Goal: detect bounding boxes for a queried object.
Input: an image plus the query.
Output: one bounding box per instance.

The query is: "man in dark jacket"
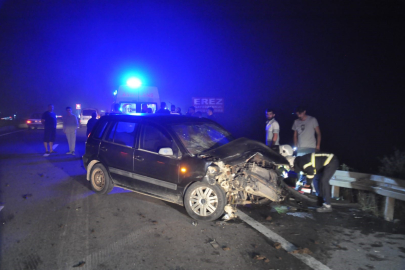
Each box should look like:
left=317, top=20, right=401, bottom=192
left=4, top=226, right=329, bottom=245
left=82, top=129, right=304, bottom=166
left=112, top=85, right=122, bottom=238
left=293, top=153, right=339, bottom=213
left=41, top=104, right=57, bottom=154
left=86, top=112, right=98, bottom=137
left=156, top=102, right=171, bottom=114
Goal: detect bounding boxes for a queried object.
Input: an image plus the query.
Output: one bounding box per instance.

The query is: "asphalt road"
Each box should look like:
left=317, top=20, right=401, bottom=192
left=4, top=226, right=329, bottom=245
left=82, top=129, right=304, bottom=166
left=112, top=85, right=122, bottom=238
left=0, top=128, right=404, bottom=270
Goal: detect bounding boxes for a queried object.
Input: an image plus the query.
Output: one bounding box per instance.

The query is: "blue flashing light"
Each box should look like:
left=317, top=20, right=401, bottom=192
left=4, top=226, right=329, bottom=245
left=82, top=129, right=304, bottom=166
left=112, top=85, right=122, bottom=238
left=126, top=77, right=142, bottom=88
left=113, top=90, right=118, bottom=95
left=119, top=107, right=123, bottom=112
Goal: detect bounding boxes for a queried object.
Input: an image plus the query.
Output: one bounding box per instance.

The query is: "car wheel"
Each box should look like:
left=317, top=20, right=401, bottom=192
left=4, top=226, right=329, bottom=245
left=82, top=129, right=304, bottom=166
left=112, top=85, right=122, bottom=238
left=90, top=163, right=114, bottom=194
left=184, top=182, right=226, bottom=221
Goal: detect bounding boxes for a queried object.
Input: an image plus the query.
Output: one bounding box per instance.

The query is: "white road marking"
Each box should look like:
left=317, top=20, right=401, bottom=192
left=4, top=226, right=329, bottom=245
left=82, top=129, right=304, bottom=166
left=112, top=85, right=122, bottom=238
left=43, top=144, right=59, bottom=156
left=0, top=206, right=4, bottom=212
left=0, top=130, right=24, bottom=137
left=238, top=210, right=331, bottom=270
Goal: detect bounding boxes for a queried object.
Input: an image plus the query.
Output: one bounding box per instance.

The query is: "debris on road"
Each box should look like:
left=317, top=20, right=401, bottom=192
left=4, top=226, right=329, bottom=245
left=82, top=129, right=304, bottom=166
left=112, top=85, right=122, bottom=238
left=264, top=258, right=270, bottom=263
left=210, top=239, right=220, bottom=249
left=270, top=203, right=298, bottom=214
left=253, top=255, right=267, bottom=260
left=22, top=194, right=32, bottom=199
left=192, top=221, right=198, bottom=226
left=274, top=242, right=282, bottom=249
left=215, top=221, right=229, bottom=226
left=254, top=255, right=265, bottom=260
left=152, top=220, right=158, bottom=224
left=73, top=261, right=85, bottom=267
left=286, top=212, right=315, bottom=220
left=265, top=216, right=272, bottom=221
left=290, top=247, right=312, bottom=254
left=222, top=246, right=231, bottom=251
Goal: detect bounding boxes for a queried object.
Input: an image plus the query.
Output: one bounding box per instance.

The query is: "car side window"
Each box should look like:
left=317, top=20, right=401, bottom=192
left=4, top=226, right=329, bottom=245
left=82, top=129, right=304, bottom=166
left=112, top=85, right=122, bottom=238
left=92, top=120, right=108, bottom=139
left=140, top=124, right=179, bottom=157
left=106, top=121, right=137, bottom=147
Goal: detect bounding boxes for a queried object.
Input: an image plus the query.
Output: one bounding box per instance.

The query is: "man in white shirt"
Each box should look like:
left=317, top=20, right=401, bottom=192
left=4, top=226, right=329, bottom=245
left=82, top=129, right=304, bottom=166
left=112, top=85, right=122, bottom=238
left=265, top=109, right=280, bottom=150
left=292, top=106, right=321, bottom=155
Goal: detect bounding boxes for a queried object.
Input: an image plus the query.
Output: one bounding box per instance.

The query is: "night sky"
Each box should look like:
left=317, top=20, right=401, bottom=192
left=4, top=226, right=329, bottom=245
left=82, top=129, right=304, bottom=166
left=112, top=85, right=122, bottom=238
left=0, top=1, right=404, bottom=173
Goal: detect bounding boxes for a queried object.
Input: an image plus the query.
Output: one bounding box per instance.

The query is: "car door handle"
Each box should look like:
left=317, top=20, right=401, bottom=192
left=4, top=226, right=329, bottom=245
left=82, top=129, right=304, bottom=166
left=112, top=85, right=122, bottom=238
left=135, top=156, right=144, bottom=161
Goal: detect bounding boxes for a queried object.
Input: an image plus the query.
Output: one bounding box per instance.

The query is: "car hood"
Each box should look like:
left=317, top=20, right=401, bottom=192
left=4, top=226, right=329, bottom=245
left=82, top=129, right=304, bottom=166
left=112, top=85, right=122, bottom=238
left=203, top=137, right=289, bottom=166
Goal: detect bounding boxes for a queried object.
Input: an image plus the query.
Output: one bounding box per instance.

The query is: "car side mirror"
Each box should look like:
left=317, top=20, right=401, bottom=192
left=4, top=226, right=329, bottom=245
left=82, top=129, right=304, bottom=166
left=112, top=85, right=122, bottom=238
left=158, top=147, right=173, bottom=156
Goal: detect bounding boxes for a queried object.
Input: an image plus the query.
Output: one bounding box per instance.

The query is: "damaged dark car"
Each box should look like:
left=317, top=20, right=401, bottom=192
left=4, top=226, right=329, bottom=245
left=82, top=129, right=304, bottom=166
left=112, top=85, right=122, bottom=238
left=83, top=114, right=290, bottom=221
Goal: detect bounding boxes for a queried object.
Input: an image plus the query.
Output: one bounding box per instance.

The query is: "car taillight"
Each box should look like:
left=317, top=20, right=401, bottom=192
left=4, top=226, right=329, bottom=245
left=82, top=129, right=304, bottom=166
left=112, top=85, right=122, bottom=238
left=27, top=120, right=32, bottom=124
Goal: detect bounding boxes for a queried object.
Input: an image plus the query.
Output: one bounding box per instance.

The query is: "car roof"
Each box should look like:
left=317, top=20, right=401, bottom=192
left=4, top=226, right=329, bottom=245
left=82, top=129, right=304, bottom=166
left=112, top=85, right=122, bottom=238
left=101, top=114, right=214, bottom=125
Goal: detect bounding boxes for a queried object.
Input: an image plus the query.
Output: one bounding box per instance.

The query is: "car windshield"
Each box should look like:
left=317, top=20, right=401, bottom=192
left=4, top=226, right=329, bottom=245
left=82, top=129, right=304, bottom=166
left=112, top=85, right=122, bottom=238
left=171, top=122, right=233, bottom=155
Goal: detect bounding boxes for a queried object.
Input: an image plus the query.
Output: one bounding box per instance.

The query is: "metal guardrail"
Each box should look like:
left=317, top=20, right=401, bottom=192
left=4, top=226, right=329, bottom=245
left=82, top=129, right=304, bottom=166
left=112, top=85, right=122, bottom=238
left=330, top=170, right=405, bottom=221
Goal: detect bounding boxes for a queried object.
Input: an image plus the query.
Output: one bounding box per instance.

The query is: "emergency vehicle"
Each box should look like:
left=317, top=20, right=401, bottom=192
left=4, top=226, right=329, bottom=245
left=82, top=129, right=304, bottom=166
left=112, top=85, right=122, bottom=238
left=112, top=85, right=160, bottom=114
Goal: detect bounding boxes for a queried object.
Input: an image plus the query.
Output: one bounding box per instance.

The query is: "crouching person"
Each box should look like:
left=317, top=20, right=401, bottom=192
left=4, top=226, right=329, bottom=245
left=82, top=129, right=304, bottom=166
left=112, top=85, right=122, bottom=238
left=292, top=153, right=338, bottom=213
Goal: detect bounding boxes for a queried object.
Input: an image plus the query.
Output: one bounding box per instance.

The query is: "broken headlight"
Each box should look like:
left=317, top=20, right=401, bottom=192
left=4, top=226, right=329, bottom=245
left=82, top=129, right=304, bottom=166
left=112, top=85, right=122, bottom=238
left=206, top=164, right=221, bottom=185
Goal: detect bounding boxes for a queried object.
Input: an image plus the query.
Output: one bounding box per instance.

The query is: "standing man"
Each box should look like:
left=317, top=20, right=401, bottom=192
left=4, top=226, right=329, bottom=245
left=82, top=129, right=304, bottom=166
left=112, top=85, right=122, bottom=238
left=292, top=106, right=321, bottom=190
left=206, top=107, right=216, bottom=121
left=292, top=106, right=321, bottom=155
left=86, top=112, right=98, bottom=137
left=186, top=106, right=196, bottom=116
left=41, top=104, right=57, bottom=154
left=156, top=102, right=171, bottom=114
left=141, top=104, right=148, bottom=113
left=63, top=107, right=79, bottom=155
left=170, top=104, right=179, bottom=115
left=265, top=109, right=280, bottom=151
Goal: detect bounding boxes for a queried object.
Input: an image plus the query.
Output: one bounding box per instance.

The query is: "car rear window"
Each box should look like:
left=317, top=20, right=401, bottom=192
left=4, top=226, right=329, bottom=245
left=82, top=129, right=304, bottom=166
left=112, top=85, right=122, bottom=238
left=83, top=110, right=96, bottom=116
left=106, top=121, right=137, bottom=147
left=92, top=120, right=108, bottom=139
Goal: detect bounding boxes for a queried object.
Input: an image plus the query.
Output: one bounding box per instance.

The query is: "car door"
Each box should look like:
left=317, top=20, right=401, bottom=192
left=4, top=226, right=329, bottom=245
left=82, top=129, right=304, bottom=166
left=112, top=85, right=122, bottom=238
left=99, top=121, right=138, bottom=187
left=131, top=123, right=182, bottom=202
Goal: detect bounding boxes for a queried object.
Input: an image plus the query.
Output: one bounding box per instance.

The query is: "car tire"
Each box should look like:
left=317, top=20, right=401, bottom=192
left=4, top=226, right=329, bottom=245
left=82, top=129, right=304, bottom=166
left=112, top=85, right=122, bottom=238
left=90, top=163, right=114, bottom=194
left=184, top=182, right=226, bottom=221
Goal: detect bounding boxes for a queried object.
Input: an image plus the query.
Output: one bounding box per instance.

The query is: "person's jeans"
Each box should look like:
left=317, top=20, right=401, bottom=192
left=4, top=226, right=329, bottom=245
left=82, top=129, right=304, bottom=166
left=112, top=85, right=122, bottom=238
left=66, top=131, right=76, bottom=152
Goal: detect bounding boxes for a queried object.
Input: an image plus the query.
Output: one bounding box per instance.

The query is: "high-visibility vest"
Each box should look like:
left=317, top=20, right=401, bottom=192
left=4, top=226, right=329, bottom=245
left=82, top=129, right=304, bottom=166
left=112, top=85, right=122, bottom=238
left=302, top=153, right=334, bottom=179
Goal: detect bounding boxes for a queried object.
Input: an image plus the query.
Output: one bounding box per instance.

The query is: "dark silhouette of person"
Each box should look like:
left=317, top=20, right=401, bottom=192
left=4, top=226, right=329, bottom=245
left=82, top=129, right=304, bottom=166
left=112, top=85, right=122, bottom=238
left=86, top=112, right=98, bottom=137
left=156, top=102, right=171, bottom=114
left=206, top=107, right=216, bottom=121
left=186, top=106, right=196, bottom=116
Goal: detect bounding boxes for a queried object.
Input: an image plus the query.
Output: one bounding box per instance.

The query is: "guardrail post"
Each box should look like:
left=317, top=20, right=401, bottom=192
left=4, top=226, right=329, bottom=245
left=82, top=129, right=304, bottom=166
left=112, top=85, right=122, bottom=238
left=331, top=186, right=340, bottom=198
left=384, top=197, right=395, bottom=221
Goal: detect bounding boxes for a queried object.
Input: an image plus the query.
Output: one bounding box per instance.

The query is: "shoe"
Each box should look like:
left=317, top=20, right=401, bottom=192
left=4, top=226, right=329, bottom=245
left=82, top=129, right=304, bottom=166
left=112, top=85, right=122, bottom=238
left=316, top=204, right=332, bottom=213
left=71, top=151, right=75, bottom=155
left=66, top=151, right=72, bottom=154
left=50, top=151, right=57, bottom=154
left=45, top=151, right=50, bottom=154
